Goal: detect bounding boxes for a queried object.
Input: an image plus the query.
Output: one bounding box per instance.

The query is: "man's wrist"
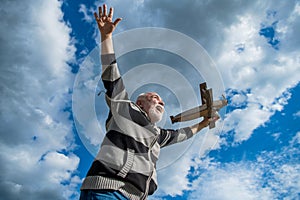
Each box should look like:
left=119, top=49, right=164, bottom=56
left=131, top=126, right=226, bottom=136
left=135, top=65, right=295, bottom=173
left=197, top=122, right=205, bottom=130
left=101, top=34, right=112, bottom=42
left=101, top=34, right=114, bottom=54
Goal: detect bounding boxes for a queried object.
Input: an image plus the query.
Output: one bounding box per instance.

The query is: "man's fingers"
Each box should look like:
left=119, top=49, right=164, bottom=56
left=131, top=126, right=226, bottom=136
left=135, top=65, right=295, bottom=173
left=99, top=6, right=102, bottom=16
left=208, top=115, right=220, bottom=123
left=103, top=4, right=107, bottom=16
left=94, top=12, right=99, bottom=20
left=113, top=18, right=122, bottom=26
left=94, top=12, right=103, bottom=25
left=108, top=7, right=113, bottom=18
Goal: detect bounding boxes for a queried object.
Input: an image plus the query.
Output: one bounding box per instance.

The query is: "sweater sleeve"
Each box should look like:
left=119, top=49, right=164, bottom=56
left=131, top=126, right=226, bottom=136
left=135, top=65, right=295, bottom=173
left=101, top=53, right=129, bottom=101
left=158, top=127, right=194, bottom=148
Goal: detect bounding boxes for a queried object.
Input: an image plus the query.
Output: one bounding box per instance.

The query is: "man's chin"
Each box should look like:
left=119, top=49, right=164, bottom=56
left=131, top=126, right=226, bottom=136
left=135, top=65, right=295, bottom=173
left=148, top=106, right=164, bottom=123
left=149, top=114, right=163, bottom=123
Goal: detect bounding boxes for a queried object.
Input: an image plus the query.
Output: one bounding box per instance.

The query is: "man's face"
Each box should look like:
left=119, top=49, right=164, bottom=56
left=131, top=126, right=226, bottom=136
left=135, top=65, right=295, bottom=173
left=138, top=92, right=165, bottom=123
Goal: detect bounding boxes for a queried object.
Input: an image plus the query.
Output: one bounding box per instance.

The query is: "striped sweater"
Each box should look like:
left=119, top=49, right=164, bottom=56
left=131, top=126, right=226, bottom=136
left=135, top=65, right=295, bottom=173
left=80, top=53, right=194, bottom=200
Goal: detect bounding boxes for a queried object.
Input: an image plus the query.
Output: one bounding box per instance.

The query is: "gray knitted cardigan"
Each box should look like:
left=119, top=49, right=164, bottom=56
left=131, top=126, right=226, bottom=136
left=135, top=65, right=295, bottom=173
left=80, top=53, right=193, bottom=200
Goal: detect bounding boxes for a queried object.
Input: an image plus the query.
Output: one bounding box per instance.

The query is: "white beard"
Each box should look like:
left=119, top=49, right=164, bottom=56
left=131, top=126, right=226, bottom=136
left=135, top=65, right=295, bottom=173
left=148, top=104, right=164, bottom=123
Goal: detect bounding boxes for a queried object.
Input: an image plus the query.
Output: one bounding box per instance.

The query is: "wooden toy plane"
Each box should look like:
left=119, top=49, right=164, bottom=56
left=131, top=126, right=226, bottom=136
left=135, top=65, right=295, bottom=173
left=170, top=82, right=227, bottom=129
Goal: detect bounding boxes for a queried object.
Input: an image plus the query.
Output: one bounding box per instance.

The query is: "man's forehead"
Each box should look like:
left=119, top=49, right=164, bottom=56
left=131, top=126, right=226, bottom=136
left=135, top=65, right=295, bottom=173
left=146, top=92, right=162, bottom=99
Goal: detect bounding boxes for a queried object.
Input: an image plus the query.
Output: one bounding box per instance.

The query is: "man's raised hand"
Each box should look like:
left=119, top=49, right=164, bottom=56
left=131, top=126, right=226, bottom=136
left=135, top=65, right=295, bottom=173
left=94, top=4, right=122, bottom=41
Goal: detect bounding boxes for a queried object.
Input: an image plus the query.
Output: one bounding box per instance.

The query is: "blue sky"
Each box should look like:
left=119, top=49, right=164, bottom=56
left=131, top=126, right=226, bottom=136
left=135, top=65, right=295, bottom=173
left=1, top=0, right=300, bottom=199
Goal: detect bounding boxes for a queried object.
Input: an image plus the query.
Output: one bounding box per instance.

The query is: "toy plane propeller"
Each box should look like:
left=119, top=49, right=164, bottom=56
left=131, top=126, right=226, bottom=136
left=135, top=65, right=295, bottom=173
left=170, top=82, right=227, bottom=129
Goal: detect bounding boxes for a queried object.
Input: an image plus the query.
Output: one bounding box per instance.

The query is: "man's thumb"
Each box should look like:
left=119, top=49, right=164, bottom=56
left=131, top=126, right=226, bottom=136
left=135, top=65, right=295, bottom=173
left=114, top=18, right=122, bottom=26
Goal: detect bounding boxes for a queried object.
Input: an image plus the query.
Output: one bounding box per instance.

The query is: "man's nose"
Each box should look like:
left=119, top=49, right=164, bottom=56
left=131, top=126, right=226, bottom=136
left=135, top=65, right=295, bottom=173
left=159, top=100, right=165, bottom=107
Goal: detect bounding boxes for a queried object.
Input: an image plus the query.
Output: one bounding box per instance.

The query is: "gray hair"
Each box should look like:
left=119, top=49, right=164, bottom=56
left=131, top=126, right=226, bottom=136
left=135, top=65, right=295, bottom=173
left=136, top=93, right=147, bottom=103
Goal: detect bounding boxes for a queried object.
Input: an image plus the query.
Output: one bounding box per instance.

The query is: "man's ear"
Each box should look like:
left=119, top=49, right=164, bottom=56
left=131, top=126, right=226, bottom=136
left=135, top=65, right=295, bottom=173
left=136, top=100, right=143, bottom=108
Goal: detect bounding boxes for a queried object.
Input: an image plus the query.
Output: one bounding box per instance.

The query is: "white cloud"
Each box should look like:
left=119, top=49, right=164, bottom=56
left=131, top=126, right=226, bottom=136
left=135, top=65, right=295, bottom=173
left=290, top=132, right=300, bottom=145
left=189, top=163, right=273, bottom=200
left=0, top=0, right=79, bottom=199
left=271, top=132, right=281, bottom=141
left=223, top=104, right=272, bottom=142
left=293, top=110, right=300, bottom=118
left=230, top=93, right=248, bottom=107
left=192, top=164, right=271, bottom=199
left=79, top=4, right=94, bottom=23
left=155, top=154, right=193, bottom=197
left=216, top=1, right=300, bottom=143
left=186, top=132, right=300, bottom=200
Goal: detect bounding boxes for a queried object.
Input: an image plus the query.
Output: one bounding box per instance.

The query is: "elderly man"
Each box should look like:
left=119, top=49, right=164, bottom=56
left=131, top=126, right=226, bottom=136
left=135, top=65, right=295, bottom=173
left=80, top=5, right=218, bottom=200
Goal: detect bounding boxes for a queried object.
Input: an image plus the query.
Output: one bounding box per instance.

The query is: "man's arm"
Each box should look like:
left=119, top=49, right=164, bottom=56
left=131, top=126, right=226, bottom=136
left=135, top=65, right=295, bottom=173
left=159, top=114, right=220, bottom=148
left=94, top=5, right=129, bottom=101
left=94, top=4, right=122, bottom=65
